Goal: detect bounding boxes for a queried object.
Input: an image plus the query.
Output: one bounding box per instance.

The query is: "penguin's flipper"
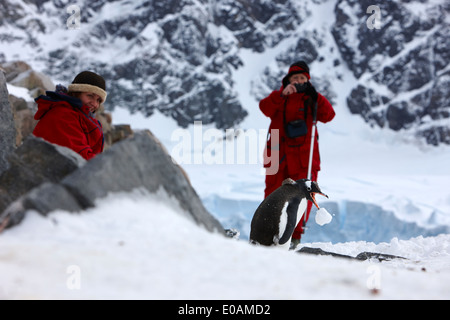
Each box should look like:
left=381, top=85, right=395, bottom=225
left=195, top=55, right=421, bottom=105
left=278, top=197, right=301, bottom=245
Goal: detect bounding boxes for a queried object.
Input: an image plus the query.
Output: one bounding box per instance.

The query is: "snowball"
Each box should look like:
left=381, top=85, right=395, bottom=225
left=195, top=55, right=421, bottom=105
left=315, top=207, right=333, bottom=226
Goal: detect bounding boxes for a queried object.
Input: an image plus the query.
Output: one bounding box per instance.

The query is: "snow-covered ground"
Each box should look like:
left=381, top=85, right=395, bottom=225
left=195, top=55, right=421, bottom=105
left=1, top=192, right=449, bottom=300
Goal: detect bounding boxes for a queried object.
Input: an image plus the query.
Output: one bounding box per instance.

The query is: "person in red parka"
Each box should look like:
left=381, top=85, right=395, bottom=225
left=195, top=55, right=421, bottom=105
left=259, top=61, right=335, bottom=248
left=33, top=71, right=107, bottom=161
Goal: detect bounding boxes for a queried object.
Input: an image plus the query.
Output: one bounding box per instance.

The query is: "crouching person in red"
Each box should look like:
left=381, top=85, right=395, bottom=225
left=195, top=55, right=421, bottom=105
left=260, top=61, right=335, bottom=248
left=33, top=71, right=107, bottom=161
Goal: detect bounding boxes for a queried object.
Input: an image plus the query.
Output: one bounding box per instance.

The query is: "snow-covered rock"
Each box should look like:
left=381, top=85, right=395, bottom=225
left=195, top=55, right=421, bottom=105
left=1, top=130, right=223, bottom=234
left=333, top=0, right=450, bottom=145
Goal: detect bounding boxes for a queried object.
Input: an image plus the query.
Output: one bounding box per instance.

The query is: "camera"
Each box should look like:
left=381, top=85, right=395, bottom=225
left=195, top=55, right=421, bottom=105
left=294, top=83, right=308, bottom=93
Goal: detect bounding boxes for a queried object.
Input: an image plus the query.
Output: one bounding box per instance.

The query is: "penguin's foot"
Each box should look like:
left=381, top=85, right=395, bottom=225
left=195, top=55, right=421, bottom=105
left=289, top=238, right=301, bottom=250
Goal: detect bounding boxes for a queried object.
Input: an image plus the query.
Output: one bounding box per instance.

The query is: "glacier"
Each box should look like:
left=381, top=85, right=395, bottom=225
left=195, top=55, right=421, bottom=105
left=203, top=195, right=450, bottom=244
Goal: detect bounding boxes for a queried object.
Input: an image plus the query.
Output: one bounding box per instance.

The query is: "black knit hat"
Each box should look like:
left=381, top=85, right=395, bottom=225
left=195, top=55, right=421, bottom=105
left=68, top=71, right=107, bottom=103
left=282, top=61, right=311, bottom=88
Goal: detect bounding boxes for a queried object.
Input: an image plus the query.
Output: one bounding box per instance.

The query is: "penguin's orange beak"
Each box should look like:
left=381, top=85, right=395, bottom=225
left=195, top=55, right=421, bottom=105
left=311, top=192, right=328, bottom=209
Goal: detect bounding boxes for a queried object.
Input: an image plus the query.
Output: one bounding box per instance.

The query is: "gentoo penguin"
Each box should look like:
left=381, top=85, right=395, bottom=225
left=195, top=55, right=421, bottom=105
left=250, top=178, right=328, bottom=248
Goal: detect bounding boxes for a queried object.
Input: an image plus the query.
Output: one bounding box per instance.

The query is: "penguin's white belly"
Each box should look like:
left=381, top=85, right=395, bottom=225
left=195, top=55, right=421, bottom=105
left=296, top=198, right=307, bottom=225
left=275, top=199, right=307, bottom=249
left=278, top=202, right=289, bottom=242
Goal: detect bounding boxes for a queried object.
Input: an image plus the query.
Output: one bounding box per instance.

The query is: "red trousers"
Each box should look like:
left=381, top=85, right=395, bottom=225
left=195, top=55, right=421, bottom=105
left=264, top=167, right=318, bottom=240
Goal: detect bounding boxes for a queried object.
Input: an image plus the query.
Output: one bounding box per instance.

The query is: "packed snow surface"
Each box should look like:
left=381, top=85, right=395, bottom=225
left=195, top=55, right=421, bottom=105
left=0, top=192, right=449, bottom=300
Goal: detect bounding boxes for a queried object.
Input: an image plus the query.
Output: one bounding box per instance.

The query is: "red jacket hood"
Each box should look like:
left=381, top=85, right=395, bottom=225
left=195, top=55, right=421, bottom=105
left=34, top=91, right=89, bottom=120
left=33, top=91, right=104, bottom=160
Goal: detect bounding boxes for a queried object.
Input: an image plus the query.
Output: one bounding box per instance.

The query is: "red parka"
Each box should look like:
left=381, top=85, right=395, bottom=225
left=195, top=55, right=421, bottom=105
left=33, top=91, right=104, bottom=160
left=260, top=87, right=335, bottom=196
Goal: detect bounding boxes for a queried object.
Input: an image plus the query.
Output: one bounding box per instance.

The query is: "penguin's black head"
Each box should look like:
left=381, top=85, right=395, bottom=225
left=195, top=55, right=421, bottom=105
left=295, top=179, right=328, bottom=209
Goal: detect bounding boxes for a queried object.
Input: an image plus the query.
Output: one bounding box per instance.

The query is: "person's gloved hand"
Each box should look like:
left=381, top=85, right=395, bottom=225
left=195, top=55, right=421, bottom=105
left=304, top=82, right=318, bottom=101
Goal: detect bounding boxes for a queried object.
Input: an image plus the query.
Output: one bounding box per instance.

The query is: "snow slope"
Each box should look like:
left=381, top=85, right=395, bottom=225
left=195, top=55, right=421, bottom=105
left=0, top=192, right=449, bottom=300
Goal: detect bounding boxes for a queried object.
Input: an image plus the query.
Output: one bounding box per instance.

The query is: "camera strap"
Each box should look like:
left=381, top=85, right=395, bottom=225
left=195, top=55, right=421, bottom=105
left=282, top=98, right=288, bottom=129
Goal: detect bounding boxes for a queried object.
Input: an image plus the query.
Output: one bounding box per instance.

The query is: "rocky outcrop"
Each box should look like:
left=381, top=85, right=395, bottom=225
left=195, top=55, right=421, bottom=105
left=2, top=61, right=54, bottom=98
left=333, top=0, right=450, bottom=145
left=1, top=61, right=47, bottom=148
left=297, top=247, right=406, bottom=262
left=0, top=61, right=223, bottom=234
left=9, top=93, right=37, bottom=147
left=1, top=131, right=224, bottom=234
left=0, top=69, right=16, bottom=174
left=2, top=0, right=448, bottom=144
left=0, top=136, right=86, bottom=225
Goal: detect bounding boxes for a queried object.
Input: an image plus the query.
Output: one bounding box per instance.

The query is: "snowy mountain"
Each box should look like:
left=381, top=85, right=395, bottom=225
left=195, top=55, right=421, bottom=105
left=1, top=0, right=449, bottom=144
left=1, top=0, right=450, bottom=300
left=333, top=0, right=450, bottom=146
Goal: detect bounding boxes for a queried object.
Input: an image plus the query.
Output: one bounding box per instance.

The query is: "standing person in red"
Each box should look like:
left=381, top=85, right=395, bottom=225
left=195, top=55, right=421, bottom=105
left=33, top=71, right=107, bottom=161
left=259, top=61, right=335, bottom=248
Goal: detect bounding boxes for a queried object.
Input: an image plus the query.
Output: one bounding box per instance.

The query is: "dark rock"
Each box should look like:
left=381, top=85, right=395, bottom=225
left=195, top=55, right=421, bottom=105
left=276, top=38, right=319, bottom=67
left=386, top=101, right=417, bottom=131
left=418, top=126, right=450, bottom=146
left=0, top=70, right=16, bottom=174
left=298, top=246, right=406, bottom=262
left=0, top=136, right=86, bottom=219
left=1, top=61, right=54, bottom=98
left=2, top=182, right=83, bottom=227
left=3, top=0, right=448, bottom=145
left=332, top=0, right=436, bottom=79
left=298, top=247, right=354, bottom=260
left=171, top=80, right=247, bottom=129
left=110, top=124, right=134, bottom=144
left=355, top=252, right=406, bottom=262
left=373, top=45, right=434, bottom=95
left=60, top=130, right=224, bottom=233
left=1, top=130, right=224, bottom=234
left=333, top=0, right=450, bottom=145
left=23, top=183, right=83, bottom=215
left=8, top=94, right=37, bottom=146
left=347, top=85, right=389, bottom=128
